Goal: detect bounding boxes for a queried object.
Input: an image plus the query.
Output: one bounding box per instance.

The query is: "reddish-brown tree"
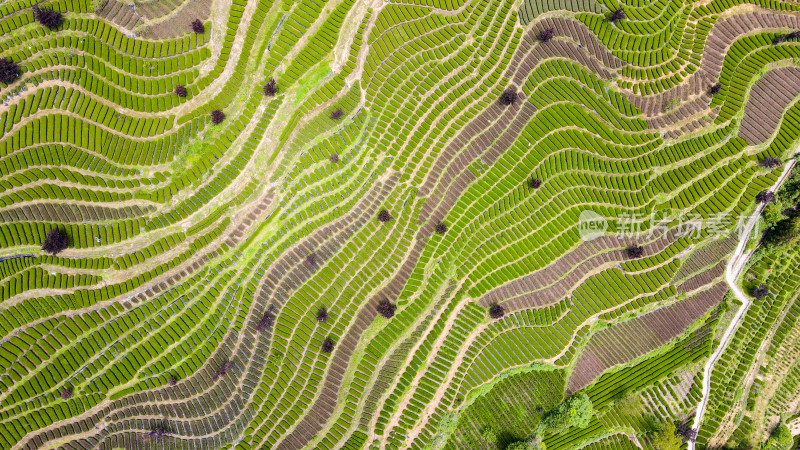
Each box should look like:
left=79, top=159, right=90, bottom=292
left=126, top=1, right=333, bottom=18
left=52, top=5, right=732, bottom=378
left=489, top=303, right=505, bottom=319
left=33, top=5, right=63, bottom=30
left=263, top=78, right=278, bottom=96
left=191, top=19, right=205, bottom=34
left=42, top=228, right=68, bottom=255
left=377, top=299, right=396, bottom=319
left=321, top=337, right=335, bottom=353
left=0, top=58, right=21, bottom=84
left=210, top=110, right=225, bottom=124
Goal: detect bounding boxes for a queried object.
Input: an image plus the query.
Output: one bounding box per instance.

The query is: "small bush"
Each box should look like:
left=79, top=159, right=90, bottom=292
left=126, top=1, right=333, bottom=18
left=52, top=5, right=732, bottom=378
left=330, top=108, right=344, bottom=120
left=625, top=245, right=644, bottom=259
left=488, top=303, right=505, bottom=319
left=33, top=5, right=63, bottom=30
left=316, top=307, right=328, bottom=323
left=191, top=19, right=205, bottom=34
left=0, top=58, right=21, bottom=84
left=378, top=209, right=393, bottom=223
left=376, top=299, right=396, bottom=318
left=174, top=85, right=188, bottom=97
left=708, top=83, right=722, bottom=95
left=537, top=28, right=555, bottom=43
left=608, top=7, right=625, bottom=23
left=263, top=78, right=278, bottom=96
left=435, top=222, right=448, bottom=234
left=210, top=109, right=225, bottom=124
left=757, top=190, right=775, bottom=204
left=752, top=284, right=769, bottom=299
left=528, top=178, right=542, bottom=189
left=321, top=337, right=335, bottom=353
left=500, top=88, right=518, bottom=106
left=42, top=228, right=68, bottom=255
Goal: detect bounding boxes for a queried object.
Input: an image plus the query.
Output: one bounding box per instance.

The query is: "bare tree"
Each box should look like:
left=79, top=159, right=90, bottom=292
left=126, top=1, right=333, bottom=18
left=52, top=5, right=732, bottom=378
left=330, top=108, right=344, bottom=120
left=756, top=190, right=775, bottom=204
left=212, top=359, right=234, bottom=380
left=174, top=85, right=188, bottom=97
left=708, top=83, right=722, bottom=96
left=60, top=388, right=73, bottom=400
left=167, top=376, right=178, bottom=386
left=759, top=157, right=782, bottom=169
left=148, top=420, right=171, bottom=442
left=752, top=284, right=769, bottom=299
left=256, top=305, right=275, bottom=332
left=329, top=153, right=339, bottom=163
left=435, top=222, right=448, bottom=234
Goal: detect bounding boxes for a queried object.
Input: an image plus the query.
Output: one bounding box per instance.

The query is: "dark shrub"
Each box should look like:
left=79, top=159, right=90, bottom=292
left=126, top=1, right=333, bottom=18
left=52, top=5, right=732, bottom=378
left=321, top=337, right=335, bottom=354
left=500, top=88, right=518, bottom=106
left=752, top=284, right=769, bottom=299
left=376, top=299, right=396, bottom=319
left=60, top=388, right=73, bottom=399
left=191, top=19, right=205, bottom=34
left=678, top=422, right=698, bottom=443
left=378, top=209, right=393, bottom=223
left=329, top=153, right=339, bottom=163
left=708, top=83, right=722, bottom=96
left=435, top=222, right=448, bottom=234
left=0, top=58, right=21, bottom=84
left=537, top=27, right=555, bottom=43
left=42, top=228, right=68, bottom=255
left=174, top=85, right=187, bottom=97
left=488, top=303, right=505, bottom=319
left=760, top=156, right=782, bottom=169
left=608, top=7, right=625, bottom=23
left=330, top=108, right=344, bottom=120
left=33, top=5, right=63, bottom=30
left=210, top=109, right=225, bottom=124
left=263, top=78, right=278, bottom=96
left=756, top=190, right=775, bottom=204
left=625, top=245, right=643, bottom=259
left=316, top=307, right=328, bottom=323
left=528, top=177, right=542, bottom=189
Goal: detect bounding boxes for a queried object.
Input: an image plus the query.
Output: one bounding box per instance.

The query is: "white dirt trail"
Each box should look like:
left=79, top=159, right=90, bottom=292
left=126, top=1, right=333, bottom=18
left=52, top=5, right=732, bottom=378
left=689, top=159, right=796, bottom=449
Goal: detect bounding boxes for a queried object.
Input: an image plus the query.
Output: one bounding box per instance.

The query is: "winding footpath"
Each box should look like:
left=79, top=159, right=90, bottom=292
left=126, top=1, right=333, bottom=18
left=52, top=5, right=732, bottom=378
left=689, top=160, right=796, bottom=449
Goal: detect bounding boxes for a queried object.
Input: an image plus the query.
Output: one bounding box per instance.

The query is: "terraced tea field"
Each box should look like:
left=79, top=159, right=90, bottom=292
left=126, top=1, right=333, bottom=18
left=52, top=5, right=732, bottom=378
left=3, top=0, right=800, bottom=448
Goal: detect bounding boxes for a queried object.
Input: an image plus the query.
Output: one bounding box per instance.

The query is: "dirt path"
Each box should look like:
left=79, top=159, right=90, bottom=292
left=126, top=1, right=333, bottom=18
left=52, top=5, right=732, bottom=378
left=689, top=159, right=796, bottom=449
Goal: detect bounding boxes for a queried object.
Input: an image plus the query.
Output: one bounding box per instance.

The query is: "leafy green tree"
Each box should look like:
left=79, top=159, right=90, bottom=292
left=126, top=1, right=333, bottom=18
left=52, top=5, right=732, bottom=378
left=763, top=421, right=792, bottom=450
left=537, top=393, right=594, bottom=436
left=650, top=422, right=682, bottom=450
left=480, top=426, right=497, bottom=446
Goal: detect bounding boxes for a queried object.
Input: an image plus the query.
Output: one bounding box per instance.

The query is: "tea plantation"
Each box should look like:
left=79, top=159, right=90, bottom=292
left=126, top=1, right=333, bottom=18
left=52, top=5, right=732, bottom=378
left=2, top=0, right=800, bottom=448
